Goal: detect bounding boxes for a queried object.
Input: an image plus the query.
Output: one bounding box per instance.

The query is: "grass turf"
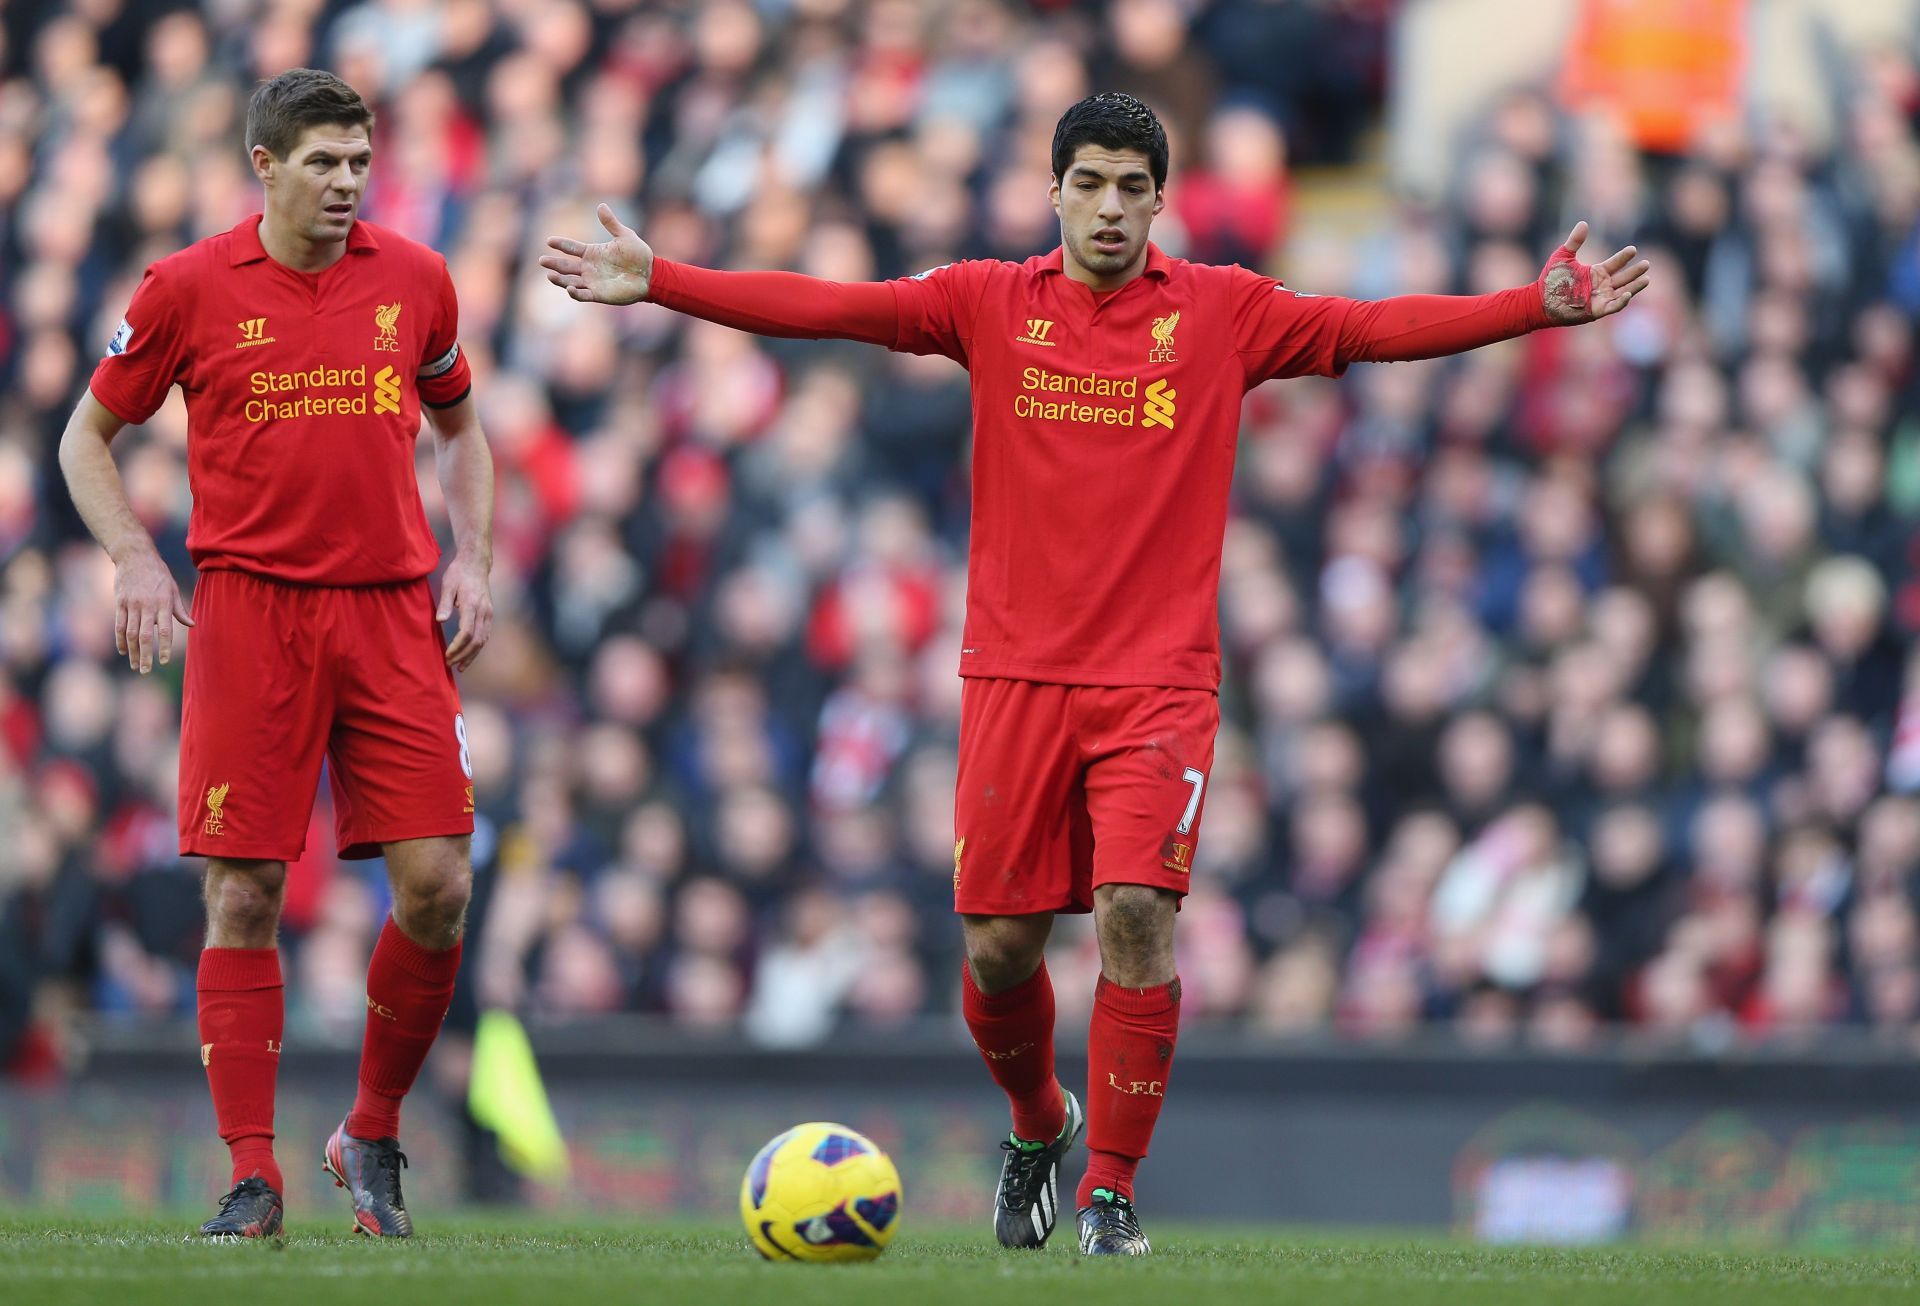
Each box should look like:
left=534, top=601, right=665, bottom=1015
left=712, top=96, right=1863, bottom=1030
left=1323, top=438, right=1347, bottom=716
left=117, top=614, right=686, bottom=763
left=4, top=1215, right=1920, bottom=1306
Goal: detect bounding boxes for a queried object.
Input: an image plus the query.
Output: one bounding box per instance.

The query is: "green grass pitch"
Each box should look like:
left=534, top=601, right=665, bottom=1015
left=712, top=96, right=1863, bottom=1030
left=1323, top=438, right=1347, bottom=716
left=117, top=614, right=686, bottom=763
left=6, top=1215, right=1920, bottom=1306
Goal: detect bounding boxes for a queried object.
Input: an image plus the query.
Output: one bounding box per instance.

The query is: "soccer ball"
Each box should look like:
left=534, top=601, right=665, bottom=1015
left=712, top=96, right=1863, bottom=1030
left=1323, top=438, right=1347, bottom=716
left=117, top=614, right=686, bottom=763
left=739, top=1121, right=903, bottom=1262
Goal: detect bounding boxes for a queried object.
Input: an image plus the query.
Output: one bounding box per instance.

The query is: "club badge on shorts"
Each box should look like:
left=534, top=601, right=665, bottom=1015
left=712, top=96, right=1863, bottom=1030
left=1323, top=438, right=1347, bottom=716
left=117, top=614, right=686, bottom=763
left=203, top=781, right=230, bottom=836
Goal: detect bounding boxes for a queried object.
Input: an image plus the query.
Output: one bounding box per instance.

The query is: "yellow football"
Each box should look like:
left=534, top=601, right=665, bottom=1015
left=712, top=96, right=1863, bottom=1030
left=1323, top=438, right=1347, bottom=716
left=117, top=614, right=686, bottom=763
left=740, top=1122, right=903, bottom=1262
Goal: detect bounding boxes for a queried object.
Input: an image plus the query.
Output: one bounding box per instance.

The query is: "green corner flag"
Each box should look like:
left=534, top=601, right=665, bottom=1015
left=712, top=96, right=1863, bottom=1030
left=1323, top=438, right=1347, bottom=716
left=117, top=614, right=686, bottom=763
left=469, top=1009, right=570, bottom=1182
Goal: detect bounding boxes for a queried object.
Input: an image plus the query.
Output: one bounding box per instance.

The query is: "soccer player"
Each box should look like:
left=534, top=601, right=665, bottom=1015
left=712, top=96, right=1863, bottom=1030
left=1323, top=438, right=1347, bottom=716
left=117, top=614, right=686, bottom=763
left=58, top=69, right=495, bottom=1240
left=543, top=92, right=1648, bottom=1255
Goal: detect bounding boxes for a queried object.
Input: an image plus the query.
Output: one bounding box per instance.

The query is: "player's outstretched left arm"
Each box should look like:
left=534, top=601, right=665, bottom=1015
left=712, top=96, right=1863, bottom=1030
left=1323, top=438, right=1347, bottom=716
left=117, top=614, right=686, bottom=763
left=425, top=393, right=494, bottom=671
left=1323, top=221, right=1652, bottom=368
left=1537, top=221, right=1651, bottom=325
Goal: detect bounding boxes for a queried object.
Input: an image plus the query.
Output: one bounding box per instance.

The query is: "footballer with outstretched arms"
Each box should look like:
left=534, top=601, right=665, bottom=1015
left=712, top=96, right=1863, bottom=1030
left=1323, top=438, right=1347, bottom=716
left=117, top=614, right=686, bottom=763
left=543, top=92, right=1649, bottom=1255
left=58, top=69, right=495, bottom=1241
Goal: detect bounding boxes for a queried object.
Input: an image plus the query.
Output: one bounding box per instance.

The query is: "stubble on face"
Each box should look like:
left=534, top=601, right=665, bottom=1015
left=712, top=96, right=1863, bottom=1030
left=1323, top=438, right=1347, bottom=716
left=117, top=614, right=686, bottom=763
left=1053, top=145, right=1161, bottom=288
left=271, top=125, right=372, bottom=246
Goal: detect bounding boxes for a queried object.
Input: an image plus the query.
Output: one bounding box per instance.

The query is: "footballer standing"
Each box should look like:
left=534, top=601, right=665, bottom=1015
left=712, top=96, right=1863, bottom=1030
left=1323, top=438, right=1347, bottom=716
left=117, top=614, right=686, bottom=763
left=544, top=93, right=1648, bottom=1255
left=59, top=69, right=495, bottom=1240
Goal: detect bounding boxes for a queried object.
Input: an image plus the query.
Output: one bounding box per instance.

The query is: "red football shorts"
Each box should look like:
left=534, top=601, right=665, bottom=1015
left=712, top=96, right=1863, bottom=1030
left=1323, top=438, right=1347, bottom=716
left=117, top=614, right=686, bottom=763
left=952, top=678, right=1218, bottom=915
left=178, top=570, right=475, bottom=861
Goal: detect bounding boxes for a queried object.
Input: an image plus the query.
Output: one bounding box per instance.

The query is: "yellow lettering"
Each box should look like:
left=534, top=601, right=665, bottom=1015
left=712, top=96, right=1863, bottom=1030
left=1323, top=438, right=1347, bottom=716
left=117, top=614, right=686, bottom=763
left=247, top=365, right=372, bottom=394
left=1012, top=390, right=1142, bottom=426
left=1016, top=367, right=1142, bottom=419
left=976, top=1041, right=1034, bottom=1062
left=1026, top=367, right=1129, bottom=395
left=242, top=365, right=388, bottom=424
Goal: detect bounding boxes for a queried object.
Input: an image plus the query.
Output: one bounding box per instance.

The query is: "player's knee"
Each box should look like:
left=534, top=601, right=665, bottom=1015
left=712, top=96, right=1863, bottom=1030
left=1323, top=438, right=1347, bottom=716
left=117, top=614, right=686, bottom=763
left=207, top=884, right=277, bottom=933
left=435, top=867, right=474, bottom=923
left=410, top=864, right=472, bottom=926
left=965, top=948, right=1034, bottom=994
left=1097, top=885, right=1172, bottom=954
left=394, top=851, right=471, bottom=935
left=204, top=863, right=285, bottom=935
left=962, top=922, right=1045, bottom=993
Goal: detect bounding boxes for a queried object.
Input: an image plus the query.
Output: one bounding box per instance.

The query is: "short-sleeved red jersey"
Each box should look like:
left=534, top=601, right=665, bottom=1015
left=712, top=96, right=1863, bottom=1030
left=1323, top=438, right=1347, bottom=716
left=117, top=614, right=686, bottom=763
left=888, top=244, right=1352, bottom=691
left=89, top=214, right=473, bottom=586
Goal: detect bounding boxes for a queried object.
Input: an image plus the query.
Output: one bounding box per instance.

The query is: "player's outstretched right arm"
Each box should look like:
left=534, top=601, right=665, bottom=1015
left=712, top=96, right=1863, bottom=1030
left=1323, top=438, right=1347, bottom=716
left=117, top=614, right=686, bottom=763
left=57, top=393, right=193, bottom=675
left=541, top=204, right=900, bottom=346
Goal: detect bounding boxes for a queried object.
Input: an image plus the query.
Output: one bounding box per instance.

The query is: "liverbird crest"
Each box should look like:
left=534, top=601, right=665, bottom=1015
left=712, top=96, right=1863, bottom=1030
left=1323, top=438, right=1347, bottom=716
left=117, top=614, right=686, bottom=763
left=1149, top=310, right=1179, bottom=361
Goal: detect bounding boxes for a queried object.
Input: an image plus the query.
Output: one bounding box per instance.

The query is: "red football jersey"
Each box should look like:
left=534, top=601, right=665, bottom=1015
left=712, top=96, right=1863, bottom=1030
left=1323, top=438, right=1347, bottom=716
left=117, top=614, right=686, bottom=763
left=89, top=214, right=474, bottom=586
left=890, top=244, right=1352, bottom=690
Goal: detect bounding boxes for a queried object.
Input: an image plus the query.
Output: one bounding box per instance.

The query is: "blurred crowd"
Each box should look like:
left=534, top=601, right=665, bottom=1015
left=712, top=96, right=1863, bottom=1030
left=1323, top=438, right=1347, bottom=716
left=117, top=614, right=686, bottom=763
left=6, top=0, right=1920, bottom=1072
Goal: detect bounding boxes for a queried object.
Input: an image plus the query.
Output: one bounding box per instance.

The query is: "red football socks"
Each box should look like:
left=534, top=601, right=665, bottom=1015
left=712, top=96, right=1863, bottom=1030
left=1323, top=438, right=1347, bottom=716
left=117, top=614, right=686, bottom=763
left=962, top=958, right=1067, bottom=1143
left=196, top=947, right=285, bottom=1193
left=347, top=917, right=462, bottom=1141
left=1079, top=974, right=1181, bottom=1206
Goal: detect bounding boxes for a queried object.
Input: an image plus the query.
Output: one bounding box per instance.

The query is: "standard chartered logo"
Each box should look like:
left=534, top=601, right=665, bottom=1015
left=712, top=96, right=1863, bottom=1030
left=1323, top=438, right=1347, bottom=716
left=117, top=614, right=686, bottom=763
left=1013, top=366, right=1176, bottom=430
left=244, top=364, right=406, bottom=423
left=1142, top=378, right=1176, bottom=429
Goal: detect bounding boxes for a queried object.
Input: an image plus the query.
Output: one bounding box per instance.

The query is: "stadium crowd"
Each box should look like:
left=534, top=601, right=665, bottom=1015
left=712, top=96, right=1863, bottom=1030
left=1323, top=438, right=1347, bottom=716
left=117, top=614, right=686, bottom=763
left=4, top=0, right=1920, bottom=1073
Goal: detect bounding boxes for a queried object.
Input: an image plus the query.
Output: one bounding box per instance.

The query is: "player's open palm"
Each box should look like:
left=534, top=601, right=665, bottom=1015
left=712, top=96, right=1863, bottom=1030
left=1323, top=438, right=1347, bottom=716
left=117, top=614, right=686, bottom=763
left=541, top=204, right=653, bottom=306
left=114, top=547, right=192, bottom=675
left=1538, top=221, right=1651, bottom=325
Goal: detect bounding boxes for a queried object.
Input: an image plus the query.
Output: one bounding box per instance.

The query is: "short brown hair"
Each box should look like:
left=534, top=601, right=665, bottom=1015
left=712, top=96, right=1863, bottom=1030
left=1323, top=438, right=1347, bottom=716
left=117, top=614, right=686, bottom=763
left=1053, top=93, right=1168, bottom=191
left=245, top=68, right=373, bottom=159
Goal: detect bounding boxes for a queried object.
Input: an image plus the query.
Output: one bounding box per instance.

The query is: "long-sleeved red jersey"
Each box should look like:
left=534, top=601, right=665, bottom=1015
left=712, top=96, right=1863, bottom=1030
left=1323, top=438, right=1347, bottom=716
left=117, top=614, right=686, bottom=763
left=649, top=243, right=1551, bottom=690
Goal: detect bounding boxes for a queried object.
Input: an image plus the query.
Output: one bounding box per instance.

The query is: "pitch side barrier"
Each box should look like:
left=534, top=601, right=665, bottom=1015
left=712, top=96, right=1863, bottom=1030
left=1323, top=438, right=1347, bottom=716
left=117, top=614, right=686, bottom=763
left=19, top=1026, right=1920, bottom=1245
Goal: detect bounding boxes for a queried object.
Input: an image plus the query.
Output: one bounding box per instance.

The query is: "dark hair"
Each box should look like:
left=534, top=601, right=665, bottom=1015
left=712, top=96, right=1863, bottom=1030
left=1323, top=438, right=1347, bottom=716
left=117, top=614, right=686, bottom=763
left=1051, top=92, right=1169, bottom=190
left=245, top=68, right=374, bottom=160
